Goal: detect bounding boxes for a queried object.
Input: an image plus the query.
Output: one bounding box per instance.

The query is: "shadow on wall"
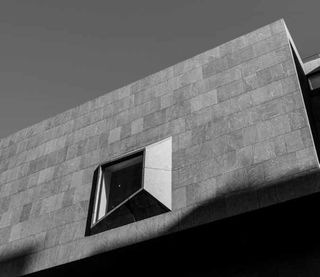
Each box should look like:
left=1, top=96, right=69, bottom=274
left=25, top=170, right=320, bottom=276
left=0, top=245, right=39, bottom=277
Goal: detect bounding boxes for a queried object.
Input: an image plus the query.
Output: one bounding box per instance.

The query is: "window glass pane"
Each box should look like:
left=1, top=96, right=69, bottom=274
left=107, top=156, right=143, bottom=211
left=97, top=177, right=107, bottom=221
left=92, top=153, right=143, bottom=225
left=93, top=167, right=102, bottom=223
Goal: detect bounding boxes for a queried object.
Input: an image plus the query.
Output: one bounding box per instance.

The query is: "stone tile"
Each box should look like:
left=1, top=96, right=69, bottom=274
left=242, top=125, right=257, bottom=146
left=40, top=193, right=64, bottom=215
left=60, top=220, right=85, bottom=245
left=74, top=183, right=91, bottom=202
left=288, top=108, right=307, bottom=130
left=217, top=80, right=245, bottom=102
left=9, top=223, right=23, bottom=242
left=202, top=56, right=229, bottom=79
left=143, top=110, right=166, bottom=130
left=120, top=123, right=131, bottom=140
left=229, top=110, right=253, bottom=132
left=0, top=226, right=11, bottom=245
left=233, top=92, right=252, bottom=111
left=205, top=67, right=242, bottom=89
left=273, top=135, right=287, bottom=156
left=30, top=200, right=42, bottom=219
left=300, top=127, right=313, bottom=148
left=221, top=150, right=239, bottom=172
left=247, top=163, right=265, bottom=187
left=237, top=145, right=254, bottom=168
left=227, top=45, right=255, bottom=68
left=131, top=118, right=143, bottom=135
left=173, top=58, right=197, bottom=77
left=28, top=156, right=48, bottom=175
left=179, top=67, right=202, bottom=87
left=62, top=188, right=75, bottom=208
left=186, top=177, right=217, bottom=206
left=281, top=75, right=299, bottom=94
left=167, top=118, right=185, bottom=135
left=160, top=93, right=174, bottom=109
left=164, top=99, right=188, bottom=121
left=252, top=97, right=284, bottom=121
left=253, top=32, right=287, bottom=57
left=172, top=186, right=186, bottom=210
left=173, top=81, right=204, bottom=102
left=263, top=152, right=297, bottom=182
left=295, top=147, right=312, bottom=163
left=257, top=67, right=273, bottom=86
left=284, top=130, right=304, bottom=153
left=0, top=196, right=10, bottom=215
left=38, top=167, right=55, bottom=185
left=282, top=92, right=304, bottom=113
left=270, top=114, right=291, bottom=136
left=250, top=81, right=283, bottom=105
left=176, top=162, right=202, bottom=189
left=28, top=172, right=40, bottom=188
left=256, top=120, right=274, bottom=141
left=217, top=167, right=249, bottom=195
left=270, top=63, right=287, bottom=82
left=0, top=211, right=12, bottom=229
left=44, top=226, right=64, bottom=248
left=253, top=141, right=276, bottom=164
left=243, top=73, right=259, bottom=91
left=65, top=141, right=85, bottom=161
left=19, top=203, right=32, bottom=222
left=270, top=19, right=286, bottom=34
left=53, top=157, right=81, bottom=179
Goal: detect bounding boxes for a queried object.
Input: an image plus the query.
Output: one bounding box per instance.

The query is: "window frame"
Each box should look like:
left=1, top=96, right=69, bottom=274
left=88, top=149, right=145, bottom=231
left=85, top=137, right=172, bottom=236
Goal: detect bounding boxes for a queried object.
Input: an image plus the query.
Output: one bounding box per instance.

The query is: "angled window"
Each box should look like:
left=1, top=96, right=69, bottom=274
left=92, top=152, right=144, bottom=226
left=86, top=137, right=172, bottom=236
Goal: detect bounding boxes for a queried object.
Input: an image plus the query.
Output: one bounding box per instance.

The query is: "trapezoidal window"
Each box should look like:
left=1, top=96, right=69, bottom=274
left=86, top=137, right=172, bottom=236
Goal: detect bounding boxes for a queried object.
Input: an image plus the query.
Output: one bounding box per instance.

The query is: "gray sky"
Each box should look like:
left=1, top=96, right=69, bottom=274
left=0, top=0, right=319, bottom=138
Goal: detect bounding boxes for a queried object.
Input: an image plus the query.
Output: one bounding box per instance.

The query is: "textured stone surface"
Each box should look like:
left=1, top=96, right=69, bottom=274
left=0, top=19, right=319, bottom=275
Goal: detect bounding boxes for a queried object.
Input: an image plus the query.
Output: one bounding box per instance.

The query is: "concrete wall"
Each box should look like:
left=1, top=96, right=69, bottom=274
left=0, top=19, right=319, bottom=276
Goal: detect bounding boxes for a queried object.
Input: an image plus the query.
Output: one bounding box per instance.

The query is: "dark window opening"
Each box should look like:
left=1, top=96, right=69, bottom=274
left=103, top=155, right=143, bottom=213
left=85, top=150, right=170, bottom=236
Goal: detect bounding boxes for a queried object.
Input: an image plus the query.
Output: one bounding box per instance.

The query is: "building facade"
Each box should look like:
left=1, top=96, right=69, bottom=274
left=1, top=19, right=320, bottom=276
